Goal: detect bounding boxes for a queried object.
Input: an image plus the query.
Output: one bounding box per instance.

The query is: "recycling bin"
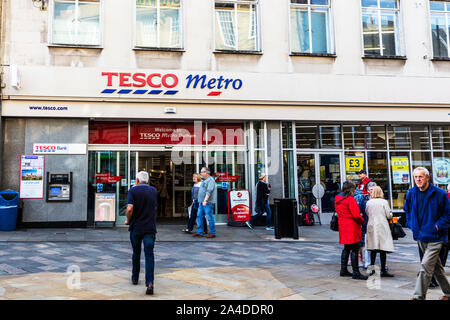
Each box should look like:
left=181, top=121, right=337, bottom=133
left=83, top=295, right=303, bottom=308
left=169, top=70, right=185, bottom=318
left=274, top=198, right=299, bottom=240
left=0, top=190, right=20, bottom=231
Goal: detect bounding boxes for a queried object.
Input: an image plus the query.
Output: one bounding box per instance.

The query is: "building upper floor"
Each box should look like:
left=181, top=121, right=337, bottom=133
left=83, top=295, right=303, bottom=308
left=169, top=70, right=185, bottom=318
left=2, top=0, right=450, bottom=78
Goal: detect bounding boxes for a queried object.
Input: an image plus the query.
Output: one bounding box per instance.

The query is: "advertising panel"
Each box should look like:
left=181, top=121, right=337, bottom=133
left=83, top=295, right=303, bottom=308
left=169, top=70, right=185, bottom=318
left=433, top=157, right=450, bottom=185
left=228, top=189, right=251, bottom=222
left=391, top=157, right=410, bottom=184
left=95, top=193, right=116, bottom=222
left=19, top=155, right=45, bottom=199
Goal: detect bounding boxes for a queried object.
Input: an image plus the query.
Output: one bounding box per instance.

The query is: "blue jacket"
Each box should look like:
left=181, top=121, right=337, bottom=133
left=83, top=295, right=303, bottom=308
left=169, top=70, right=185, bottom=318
left=403, top=183, right=450, bottom=243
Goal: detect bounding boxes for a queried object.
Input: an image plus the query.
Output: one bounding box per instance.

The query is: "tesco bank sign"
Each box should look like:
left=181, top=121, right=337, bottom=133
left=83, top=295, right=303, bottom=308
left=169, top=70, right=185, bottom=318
left=101, top=72, right=243, bottom=96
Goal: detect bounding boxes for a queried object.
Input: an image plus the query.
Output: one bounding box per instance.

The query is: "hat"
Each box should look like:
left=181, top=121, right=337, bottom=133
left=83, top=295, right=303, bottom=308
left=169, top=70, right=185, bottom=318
left=258, top=172, right=267, bottom=180
left=357, top=169, right=367, bottom=174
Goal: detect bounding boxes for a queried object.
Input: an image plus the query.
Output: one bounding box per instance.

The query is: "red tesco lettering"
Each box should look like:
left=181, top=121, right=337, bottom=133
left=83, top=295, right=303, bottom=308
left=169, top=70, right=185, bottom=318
left=102, top=72, right=178, bottom=89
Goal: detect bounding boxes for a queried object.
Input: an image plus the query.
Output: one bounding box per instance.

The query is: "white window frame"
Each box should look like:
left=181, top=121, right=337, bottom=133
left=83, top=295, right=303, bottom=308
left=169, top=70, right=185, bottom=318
left=360, top=0, right=404, bottom=57
left=214, top=0, right=261, bottom=52
left=134, top=0, right=184, bottom=49
left=49, top=0, right=103, bottom=47
left=288, top=0, right=335, bottom=55
left=429, top=0, right=450, bottom=58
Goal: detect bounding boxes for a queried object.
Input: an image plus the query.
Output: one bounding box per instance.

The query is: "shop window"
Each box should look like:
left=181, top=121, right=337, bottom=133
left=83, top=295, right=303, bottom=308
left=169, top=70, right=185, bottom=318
left=289, top=0, right=333, bottom=54
left=319, top=125, right=341, bottom=148
left=52, top=0, right=101, bottom=46
left=215, top=0, right=260, bottom=52
left=430, top=1, right=450, bottom=58
left=431, top=125, right=450, bottom=150
left=135, top=0, right=183, bottom=49
left=253, top=121, right=265, bottom=149
left=89, top=121, right=128, bottom=144
left=296, top=124, right=318, bottom=149
left=282, top=122, right=293, bottom=149
left=343, top=124, right=386, bottom=150
left=432, top=151, right=450, bottom=190
left=297, top=153, right=316, bottom=214
left=367, top=151, right=390, bottom=203
left=388, top=125, right=430, bottom=150
left=390, top=152, right=411, bottom=209
left=361, top=0, right=402, bottom=57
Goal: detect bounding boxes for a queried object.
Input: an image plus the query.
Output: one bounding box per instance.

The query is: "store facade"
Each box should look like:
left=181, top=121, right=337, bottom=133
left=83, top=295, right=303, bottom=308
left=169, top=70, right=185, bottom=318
left=281, top=123, right=450, bottom=222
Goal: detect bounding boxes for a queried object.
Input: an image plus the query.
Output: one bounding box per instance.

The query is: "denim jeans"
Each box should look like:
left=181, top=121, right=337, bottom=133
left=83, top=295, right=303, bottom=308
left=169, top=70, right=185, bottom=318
left=186, top=200, right=207, bottom=232
left=130, top=231, right=155, bottom=287
left=196, top=203, right=216, bottom=236
left=250, top=202, right=272, bottom=227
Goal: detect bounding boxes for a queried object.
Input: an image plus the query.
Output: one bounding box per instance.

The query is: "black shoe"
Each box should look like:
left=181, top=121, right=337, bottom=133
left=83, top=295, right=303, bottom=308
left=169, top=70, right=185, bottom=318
left=132, top=278, right=138, bottom=285
left=381, top=270, right=395, bottom=277
left=352, top=273, right=369, bottom=280
left=340, top=270, right=352, bottom=277
left=146, top=284, right=154, bottom=295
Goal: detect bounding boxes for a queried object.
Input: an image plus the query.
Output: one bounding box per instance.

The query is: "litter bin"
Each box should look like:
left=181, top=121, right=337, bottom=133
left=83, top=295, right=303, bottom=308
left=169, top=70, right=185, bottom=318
left=0, top=190, right=20, bottom=231
left=274, top=198, right=298, bottom=240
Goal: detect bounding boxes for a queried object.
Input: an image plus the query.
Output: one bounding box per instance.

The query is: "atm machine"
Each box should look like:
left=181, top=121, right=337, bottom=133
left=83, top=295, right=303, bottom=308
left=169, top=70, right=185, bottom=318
left=46, top=172, right=73, bottom=202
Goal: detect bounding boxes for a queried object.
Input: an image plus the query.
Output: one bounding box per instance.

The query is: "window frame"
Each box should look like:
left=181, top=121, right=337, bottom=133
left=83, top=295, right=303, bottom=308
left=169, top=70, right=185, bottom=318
left=49, top=0, right=104, bottom=48
left=213, top=0, right=261, bottom=53
left=288, top=0, right=335, bottom=55
left=360, top=0, right=405, bottom=58
left=429, top=0, right=450, bottom=59
left=133, top=0, right=184, bottom=50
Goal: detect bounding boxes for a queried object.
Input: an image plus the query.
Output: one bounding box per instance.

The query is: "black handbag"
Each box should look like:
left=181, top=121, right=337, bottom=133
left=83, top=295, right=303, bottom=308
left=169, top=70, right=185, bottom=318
left=330, top=212, right=339, bottom=231
left=390, top=222, right=406, bottom=240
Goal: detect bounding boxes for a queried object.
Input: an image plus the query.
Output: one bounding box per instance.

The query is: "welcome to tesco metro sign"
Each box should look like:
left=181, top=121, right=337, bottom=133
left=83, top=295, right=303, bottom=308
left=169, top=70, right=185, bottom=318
left=101, top=71, right=243, bottom=97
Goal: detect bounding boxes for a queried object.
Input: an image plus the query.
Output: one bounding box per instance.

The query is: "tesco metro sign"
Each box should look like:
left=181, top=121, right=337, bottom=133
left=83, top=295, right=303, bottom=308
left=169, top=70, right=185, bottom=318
left=101, top=71, right=243, bottom=96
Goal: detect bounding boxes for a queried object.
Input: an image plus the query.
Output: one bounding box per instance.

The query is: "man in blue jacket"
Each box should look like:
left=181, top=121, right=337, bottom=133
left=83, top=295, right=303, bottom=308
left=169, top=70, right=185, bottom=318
left=404, top=167, right=450, bottom=300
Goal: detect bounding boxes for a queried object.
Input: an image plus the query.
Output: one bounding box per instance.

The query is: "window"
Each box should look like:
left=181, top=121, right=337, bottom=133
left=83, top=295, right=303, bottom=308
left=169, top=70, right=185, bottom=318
left=290, top=0, right=333, bottom=54
left=431, top=125, right=450, bottom=149
left=343, top=124, right=386, bottom=150
left=215, top=0, right=260, bottom=51
left=135, top=0, right=182, bottom=48
left=388, top=125, right=430, bottom=150
left=52, top=0, right=101, bottom=46
left=430, top=1, right=450, bottom=58
left=361, top=0, right=402, bottom=56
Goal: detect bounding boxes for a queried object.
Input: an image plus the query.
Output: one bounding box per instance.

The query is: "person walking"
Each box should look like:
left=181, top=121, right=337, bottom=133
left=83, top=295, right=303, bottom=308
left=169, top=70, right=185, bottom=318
left=335, top=180, right=368, bottom=280
left=182, top=173, right=207, bottom=234
left=365, top=186, right=395, bottom=277
left=245, top=173, right=273, bottom=231
left=404, top=167, right=450, bottom=300
left=192, top=167, right=217, bottom=238
left=125, top=171, right=157, bottom=295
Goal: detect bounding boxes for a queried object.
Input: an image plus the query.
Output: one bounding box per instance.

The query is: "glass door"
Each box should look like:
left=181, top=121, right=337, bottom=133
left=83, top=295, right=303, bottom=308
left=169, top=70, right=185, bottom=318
left=297, top=154, right=316, bottom=215
left=88, top=151, right=129, bottom=225
left=318, top=153, right=342, bottom=213
left=173, top=151, right=198, bottom=218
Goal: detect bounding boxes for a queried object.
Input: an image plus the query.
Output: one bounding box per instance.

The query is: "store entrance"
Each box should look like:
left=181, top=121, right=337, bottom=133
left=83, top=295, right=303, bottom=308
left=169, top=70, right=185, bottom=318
left=135, top=151, right=196, bottom=219
left=297, top=153, right=342, bottom=218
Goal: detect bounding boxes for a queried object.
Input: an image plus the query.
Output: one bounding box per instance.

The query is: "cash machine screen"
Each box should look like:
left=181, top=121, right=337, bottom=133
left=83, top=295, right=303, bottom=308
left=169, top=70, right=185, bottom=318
left=50, top=187, right=62, bottom=196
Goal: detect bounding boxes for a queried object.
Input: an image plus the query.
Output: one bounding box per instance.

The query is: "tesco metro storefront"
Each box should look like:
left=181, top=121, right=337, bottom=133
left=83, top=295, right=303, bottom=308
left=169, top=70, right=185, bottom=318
left=1, top=66, right=449, bottom=227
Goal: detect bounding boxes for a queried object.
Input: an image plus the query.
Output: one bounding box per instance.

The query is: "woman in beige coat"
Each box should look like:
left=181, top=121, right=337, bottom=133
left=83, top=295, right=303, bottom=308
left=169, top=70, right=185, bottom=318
left=365, top=186, right=395, bottom=277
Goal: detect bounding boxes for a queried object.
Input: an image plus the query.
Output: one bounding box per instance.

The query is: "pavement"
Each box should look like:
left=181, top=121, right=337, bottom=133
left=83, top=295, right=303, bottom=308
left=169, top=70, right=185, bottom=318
left=0, top=224, right=448, bottom=300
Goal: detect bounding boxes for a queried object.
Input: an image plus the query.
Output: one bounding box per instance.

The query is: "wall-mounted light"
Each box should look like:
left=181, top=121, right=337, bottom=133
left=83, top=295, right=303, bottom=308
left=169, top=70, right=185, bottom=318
left=32, top=0, right=48, bottom=11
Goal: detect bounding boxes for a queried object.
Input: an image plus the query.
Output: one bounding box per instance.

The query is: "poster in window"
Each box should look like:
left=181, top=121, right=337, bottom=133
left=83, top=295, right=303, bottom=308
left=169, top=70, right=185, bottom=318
left=391, top=157, right=410, bottom=184
left=19, top=155, right=45, bottom=199
left=95, top=193, right=116, bottom=222
left=433, top=157, right=450, bottom=185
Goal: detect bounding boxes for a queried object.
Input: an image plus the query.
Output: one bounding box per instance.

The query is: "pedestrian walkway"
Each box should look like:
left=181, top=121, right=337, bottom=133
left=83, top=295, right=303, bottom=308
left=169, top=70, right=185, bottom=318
left=0, top=223, right=416, bottom=243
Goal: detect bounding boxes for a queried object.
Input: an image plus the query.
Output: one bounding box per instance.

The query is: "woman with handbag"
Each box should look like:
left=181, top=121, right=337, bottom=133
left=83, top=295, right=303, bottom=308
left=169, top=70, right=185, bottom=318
left=365, top=186, right=395, bottom=277
left=335, top=181, right=368, bottom=280
left=182, top=173, right=207, bottom=234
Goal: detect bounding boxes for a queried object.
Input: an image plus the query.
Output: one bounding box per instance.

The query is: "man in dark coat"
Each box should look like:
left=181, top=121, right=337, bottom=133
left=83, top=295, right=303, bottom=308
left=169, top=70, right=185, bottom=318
left=404, top=167, right=450, bottom=300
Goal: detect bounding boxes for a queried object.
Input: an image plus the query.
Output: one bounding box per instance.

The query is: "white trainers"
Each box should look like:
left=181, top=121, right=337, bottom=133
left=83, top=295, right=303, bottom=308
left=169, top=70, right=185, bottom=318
left=245, top=221, right=253, bottom=229
left=265, top=226, right=274, bottom=231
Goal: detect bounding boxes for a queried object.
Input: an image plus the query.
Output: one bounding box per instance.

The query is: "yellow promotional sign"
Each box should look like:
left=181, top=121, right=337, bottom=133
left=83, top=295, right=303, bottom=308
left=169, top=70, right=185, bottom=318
left=346, top=156, right=364, bottom=172
left=391, top=157, right=409, bottom=171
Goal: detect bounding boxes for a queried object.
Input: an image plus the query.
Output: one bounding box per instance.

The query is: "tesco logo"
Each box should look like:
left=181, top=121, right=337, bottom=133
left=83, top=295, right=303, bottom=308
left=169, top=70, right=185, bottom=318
left=35, top=145, right=56, bottom=151
left=102, top=72, right=178, bottom=89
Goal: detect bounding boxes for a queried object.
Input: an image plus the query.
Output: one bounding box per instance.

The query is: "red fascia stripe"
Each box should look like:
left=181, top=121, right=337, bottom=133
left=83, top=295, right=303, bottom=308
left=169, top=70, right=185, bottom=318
left=208, top=91, right=222, bottom=96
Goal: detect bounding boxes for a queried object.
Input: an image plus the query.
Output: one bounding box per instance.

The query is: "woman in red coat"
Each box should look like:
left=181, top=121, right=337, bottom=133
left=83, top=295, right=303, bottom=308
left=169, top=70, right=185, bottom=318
left=335, top=181, right=368, bottom=280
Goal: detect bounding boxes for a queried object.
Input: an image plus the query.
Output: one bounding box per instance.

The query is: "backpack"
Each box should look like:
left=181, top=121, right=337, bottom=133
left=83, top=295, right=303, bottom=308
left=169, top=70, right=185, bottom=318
left=301, top=212, right=315, bottom=226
